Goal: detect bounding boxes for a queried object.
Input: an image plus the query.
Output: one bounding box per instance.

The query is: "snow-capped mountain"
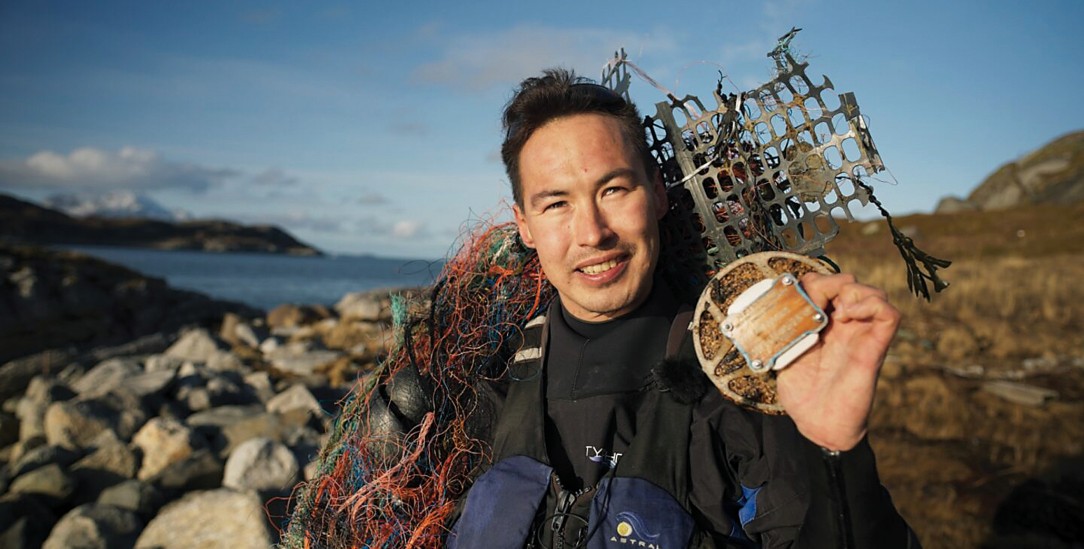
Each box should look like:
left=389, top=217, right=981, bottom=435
left=44, top=191, right=191, bottom=221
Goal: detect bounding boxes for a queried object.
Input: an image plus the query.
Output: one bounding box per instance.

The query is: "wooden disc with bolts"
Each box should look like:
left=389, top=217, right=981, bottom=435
left=691, top=251, right=833, bottom=414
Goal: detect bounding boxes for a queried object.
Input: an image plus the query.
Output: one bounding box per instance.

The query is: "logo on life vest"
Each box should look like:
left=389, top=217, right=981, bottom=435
left=586, top=445, right=623, bottom=469
left=608, top=512, right=664, bottom=548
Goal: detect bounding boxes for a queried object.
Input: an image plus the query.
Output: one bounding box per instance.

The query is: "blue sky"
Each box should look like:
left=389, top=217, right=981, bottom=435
left=1, top=1, right=1081, bottom=259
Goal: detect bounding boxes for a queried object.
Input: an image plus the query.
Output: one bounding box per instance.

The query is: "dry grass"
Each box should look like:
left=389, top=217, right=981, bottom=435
left=821, top=203, right=1084, bottom=548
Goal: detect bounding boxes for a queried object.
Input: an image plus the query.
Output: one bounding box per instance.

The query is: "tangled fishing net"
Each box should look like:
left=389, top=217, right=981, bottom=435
left=282, top=220, right=553, bottom=548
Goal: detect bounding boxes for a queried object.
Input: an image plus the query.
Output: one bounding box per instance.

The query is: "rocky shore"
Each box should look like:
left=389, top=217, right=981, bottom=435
left=0, top=244, right=412, bottom=547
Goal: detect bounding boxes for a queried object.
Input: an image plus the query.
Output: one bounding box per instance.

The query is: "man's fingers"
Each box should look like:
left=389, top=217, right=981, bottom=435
left=799, top=272, right=856, bottom=309
left=800, top=272, right=897, bottom=324
left=835, top=292, right=900, bottom=325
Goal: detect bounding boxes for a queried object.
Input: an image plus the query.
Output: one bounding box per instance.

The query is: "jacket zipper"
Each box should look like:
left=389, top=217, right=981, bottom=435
left=550, top=474, right=594, bottom=548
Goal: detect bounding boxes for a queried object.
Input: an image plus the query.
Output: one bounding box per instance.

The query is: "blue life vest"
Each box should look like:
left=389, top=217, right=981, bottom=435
left=449, top=310, right=711, bottom=549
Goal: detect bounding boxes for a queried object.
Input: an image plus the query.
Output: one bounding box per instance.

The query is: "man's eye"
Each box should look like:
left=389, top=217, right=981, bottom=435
left=602, top=186, right=626, bottom=196
left=542, top=201, right=566, bottom=212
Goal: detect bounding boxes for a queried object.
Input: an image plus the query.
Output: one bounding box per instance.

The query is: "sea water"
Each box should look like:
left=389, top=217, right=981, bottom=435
left=63, top=245, right=442, bottom=311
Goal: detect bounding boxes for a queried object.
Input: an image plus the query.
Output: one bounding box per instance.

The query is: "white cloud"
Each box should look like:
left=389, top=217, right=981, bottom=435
left=412, top=25, right=677, bottom=91
left=392, top=219, right=426, bottom=239
left=0, top=146, right=236, bottom=192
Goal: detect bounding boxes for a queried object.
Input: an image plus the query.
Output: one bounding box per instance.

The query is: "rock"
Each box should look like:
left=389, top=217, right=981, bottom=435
left=71, top=357, right=144, bottom=399
left=233, top=322, right=264, bottom=349
left=934, top=195, right=977, bottom=214
left=9, top=444, right=80, bottom=478
left=144, top=354, right=185, bottom=374
left=0, top=493, right=57, bottom=549
left=123, top=369, right=177, bottom=399
left=42, top=503, right=143, bottom=549
left=0, top=349, right=74, bottom=403
left=187, top=405, right=282, bottom=457
left=15, top=377, right=75, bottom=445
left=179, top=386, right=213, bottom=412
left=97, top=479, right=164, bottom=518
left=981, top=381, right=1059, bottom=406
left=0, top=411, right=18, bottom=448
left=176, top=370, right=251, bottom=412
left=267, top=303, right=331, bottom=330
left=222, top=437, right=299, bottom=492
left=44, top=389, right=149, bottom=450
left=320, top=320, right=387, bottom=357
left=135, top=488, right=274, bottom=549
left=267, top=384, right=323, bottom=426
left=82, top=332, right=173, bottom=364
left=220, top=313, right=266, bottom=349
left=267, top=342, right=342, bottom=376
left=206, top=350, right=244, bottom=372
left=131, top=417, right=200, bottom=480
left=56, top=362, right=87, bottom=386
left=70, top=430, right=138, bottom=501
left=218, top=313, right=244, bottom=347
left=258, top=336, right=282, bottom=355
left=146, top=448, right=223, bottom=494
left=164, top=328, right=225, bottom=363
left=9, top=463, right=75, bottom=504
left=43, top=400, right=113, bottom=450
left=205, top=373, right=251, bottom=404
left=243, top=371, right=276, bottom=403
left=22, top=375, right=76, bottom=406
left=335, top=291, right=388, bottom=322
left=282, top=425, right=324, bottom=472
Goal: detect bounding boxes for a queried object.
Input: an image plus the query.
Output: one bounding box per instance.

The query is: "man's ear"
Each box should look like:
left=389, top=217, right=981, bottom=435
left=513, top=204, right=536, bottom=248
left=652, top=170, right=668, bottom=221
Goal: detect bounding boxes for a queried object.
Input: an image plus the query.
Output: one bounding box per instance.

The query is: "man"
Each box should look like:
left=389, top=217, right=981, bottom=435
left=448, top=69, right=919, bottom=548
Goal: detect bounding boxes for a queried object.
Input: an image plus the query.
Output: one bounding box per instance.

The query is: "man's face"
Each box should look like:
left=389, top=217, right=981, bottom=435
left=513, top=113, right=667, bottom=322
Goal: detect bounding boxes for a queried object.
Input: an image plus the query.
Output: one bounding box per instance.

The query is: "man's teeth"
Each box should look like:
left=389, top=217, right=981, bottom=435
left=581, top=260, right=618, bottom=275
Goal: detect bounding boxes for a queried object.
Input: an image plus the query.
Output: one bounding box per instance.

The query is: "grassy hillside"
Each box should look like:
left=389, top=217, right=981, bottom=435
left=826, top=203, right=1083, bottom=548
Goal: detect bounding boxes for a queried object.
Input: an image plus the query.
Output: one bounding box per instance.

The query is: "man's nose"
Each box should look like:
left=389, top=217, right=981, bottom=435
left=574, top=203, right=613, bottom=247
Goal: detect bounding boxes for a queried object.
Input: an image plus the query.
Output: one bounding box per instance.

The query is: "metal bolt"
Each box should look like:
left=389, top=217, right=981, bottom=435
left=722, top=322, right=733, bottom=334
left=813, top=312, right=824, bottom=322
left=750, top=359, right=764, bottom=371
left=781, top=274, right=794, bottom=286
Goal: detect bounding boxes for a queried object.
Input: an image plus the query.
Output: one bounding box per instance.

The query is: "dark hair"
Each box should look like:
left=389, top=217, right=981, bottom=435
left=501, top=68, right=654, bottom=206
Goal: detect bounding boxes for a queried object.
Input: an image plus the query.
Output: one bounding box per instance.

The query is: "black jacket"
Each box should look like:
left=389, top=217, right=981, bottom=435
left=451, top=282, right=918, bottom=548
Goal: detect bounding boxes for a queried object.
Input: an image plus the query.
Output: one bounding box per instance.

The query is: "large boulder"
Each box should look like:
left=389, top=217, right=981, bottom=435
left=0, top=492, right=57, bottom=549
left=8, top=463, right=75, bottom=505
left=222, top=437, right=299, bottom=492
left=42, top=503, right=143, bottom=549
left=334, top=291, right=385, bottom=322
left=71, top=357, right=143, bottom=399
left=131, top=417, right=201, bottom=481
left=135, top=489, right=275, bottom=549
left=70, top=429, right=138, bottom=502
left=97, top=479, right=164, bottom=519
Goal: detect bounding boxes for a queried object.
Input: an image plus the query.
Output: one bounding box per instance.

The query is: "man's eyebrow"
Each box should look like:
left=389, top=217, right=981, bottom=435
left=527, top=189, right=568, bottom=209
left=595, top=167, right=638, bottom=187
left=526, top=168, right=640, bottom=208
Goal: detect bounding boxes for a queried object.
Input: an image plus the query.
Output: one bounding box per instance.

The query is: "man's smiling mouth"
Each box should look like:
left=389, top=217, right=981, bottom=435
left=580, top=259, right=620, bottom=275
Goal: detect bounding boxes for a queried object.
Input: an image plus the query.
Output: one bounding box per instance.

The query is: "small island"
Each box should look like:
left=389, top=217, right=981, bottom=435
left=0, top=193, right=322, bottom=256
